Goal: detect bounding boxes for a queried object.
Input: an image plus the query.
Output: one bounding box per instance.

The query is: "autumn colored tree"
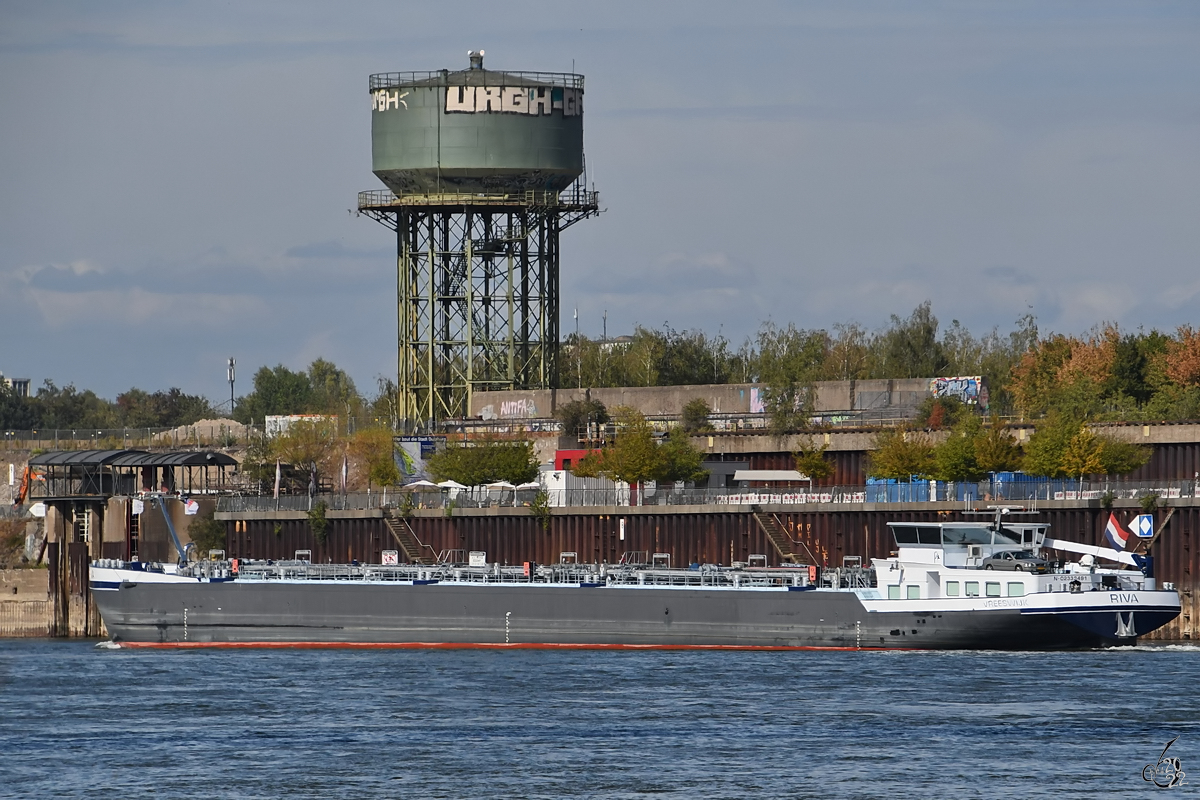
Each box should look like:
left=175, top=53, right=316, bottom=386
left=273, top=418, right=341, bottom=486
left=1060, top=428, right=1105, bottom=482
left=1010, top=335, right=1075, bottom=418
left=349, top=427, right=400, bottom=491
left=1165, top=325, right=1200, bottom=387
left=867, top=428, right=936, bottom=480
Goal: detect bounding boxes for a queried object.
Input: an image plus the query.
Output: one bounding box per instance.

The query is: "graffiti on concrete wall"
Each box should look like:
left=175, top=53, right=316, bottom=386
left=930, top=376, right=988, bottom=408
left=480, top=398, right=539, bottom=420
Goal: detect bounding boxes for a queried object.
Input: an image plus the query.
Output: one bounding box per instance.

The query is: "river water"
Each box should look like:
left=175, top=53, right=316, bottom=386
left=0, top=640, right=1196, bottom=798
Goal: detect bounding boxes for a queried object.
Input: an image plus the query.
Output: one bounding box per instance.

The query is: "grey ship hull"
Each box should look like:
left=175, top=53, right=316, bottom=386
left=93, top=581, right=1136, bottom=650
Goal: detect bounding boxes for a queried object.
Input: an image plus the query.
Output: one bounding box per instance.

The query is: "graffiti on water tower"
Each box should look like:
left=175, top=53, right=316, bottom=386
left=371, top=86, right=582, bottom=117
left=930, top=376, right=988, bottom=408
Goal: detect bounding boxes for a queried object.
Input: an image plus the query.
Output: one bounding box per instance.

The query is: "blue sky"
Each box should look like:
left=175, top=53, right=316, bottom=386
left=2, top=1, right=1198, bottom=402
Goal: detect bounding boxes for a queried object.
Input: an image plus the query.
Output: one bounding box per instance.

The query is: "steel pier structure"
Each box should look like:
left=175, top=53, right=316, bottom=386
left=358, top=53, right=599, bottom=427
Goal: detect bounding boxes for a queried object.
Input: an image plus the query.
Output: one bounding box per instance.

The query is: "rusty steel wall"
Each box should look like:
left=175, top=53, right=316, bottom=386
left=734, top=440, right=1199, bottom=485
left=222, top=505, right=1199, bottom=641
left=1126, top=442, right=1200, bottom=484
left=227, top=517, right=390, bottom=564
left=743, top=451, right=869, bottom=486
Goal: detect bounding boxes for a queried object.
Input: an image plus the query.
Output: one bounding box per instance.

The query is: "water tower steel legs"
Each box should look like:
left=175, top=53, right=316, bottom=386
left=390, top=205, right=562, bottom=427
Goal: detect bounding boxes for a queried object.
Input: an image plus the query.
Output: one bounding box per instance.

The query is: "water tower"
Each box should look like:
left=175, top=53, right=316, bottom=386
left=358, top=51, right=599, bottom=428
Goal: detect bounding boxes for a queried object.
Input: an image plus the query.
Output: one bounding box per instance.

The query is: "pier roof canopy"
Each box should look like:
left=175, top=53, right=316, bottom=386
left=109, top=451, right=238, bottom=468
left=29, top=449, right=144, bottom=467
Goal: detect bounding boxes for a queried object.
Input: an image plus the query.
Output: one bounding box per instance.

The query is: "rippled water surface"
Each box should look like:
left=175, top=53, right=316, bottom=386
left=1, top=640, right=1197, bottom=798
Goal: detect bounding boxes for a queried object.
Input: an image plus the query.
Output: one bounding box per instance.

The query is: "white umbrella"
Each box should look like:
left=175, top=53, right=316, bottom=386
left=437, top=480, right=468, bottom=489
left=401, top=479, right=441, bottom=491
left=486, top=480, right=516, bottom=490
left=515, top=482, right=541, bottom=490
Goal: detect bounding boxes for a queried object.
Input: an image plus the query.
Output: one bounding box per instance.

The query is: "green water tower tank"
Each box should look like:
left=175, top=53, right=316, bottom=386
left=370, top=51, right=584, bottom=195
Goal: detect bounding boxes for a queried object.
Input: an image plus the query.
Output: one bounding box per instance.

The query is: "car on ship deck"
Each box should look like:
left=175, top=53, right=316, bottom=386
left=980, top=550, right=1050, bottom=573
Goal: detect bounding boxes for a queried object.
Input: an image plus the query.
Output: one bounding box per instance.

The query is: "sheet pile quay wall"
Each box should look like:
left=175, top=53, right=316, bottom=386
left=221, top=503, right=1200, bottom=642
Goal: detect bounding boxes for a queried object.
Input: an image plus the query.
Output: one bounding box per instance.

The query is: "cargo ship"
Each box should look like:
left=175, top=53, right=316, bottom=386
left=90, top=512, right=1180, bottom=650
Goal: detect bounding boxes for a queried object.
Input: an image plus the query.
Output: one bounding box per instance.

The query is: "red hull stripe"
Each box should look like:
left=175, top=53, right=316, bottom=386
left=115, top=641, right=907, bottom=652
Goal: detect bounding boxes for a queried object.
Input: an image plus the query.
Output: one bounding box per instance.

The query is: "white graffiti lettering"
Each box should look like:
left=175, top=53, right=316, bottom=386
left=442, top=86, right=581, bottom=116
left=372, top=90, right=409, bottom=111
left=499, top=399, right=537, bottom=418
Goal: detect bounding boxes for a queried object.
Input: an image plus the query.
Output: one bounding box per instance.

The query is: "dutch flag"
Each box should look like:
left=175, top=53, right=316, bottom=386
left=1104, top=512, right=1131, bottom=551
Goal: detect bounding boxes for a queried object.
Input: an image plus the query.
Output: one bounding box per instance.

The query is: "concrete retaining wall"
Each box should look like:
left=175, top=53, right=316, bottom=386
left=471, top=379, right=935, bottom=419
left=0, top=569, right=50, bottom=637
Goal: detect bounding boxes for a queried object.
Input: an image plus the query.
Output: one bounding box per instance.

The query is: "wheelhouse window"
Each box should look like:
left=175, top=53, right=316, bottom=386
left=965, top=581, right=980, bottom=597
left=1007, top=582, right=1024, bottom=597
left=888, top=585, right=901, bottom=600
left=945, top=581, right=960, bottom=597
left=891, top=526, right=919, bottom=545
left=917, top=526, right=941, bottom=545
left=907, top=585, right=920, bottom=600
left=986, top=582, right=1001, bottom=597
left=941, top=526, right=992, bottom=546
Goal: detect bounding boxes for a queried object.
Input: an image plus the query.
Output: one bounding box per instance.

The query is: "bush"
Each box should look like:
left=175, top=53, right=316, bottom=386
left=555, top=399, right=609, bottom=439
left=187, top=510, right=227, bottom=558
left=426, top=438, right=538, bottom=486
left=308, top=500, right=330, bottom=544
left=681, top=398, right=713, bottom=433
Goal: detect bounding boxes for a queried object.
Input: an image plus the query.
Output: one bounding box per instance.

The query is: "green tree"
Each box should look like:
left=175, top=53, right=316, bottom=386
left=1106, top=333, right=1156, bottom=404
left=555, top=398, right=609, bottom=440
left=116, top=387, right=214, bottom=428
left=1022, top=412, right=1080, bottom=478
left=867, top=428, right=936, bottom=480
left=574, top=407, right=664, bottom=485
left=657, top=326, right=735, bottom=385
left=235, top=364, right=313, bottom=423
left=308, top=500, right=330, bottom=543
left=793, top=439, right=835, bottom=482
left=307, top=358, right=361, bottom=419
left=974, top=416, right=1024, bottom=474
left=34, top=380, right=118, bottom=428
left=1010, top=335, right=1074, bottom=418
left=752, top=322, right=827, bottom=434
left=1097, top=437, right=1151, bottom=477
left=869, top=301, right=948, bottom=379
left=932, top=416, right=985, bottom=482
left=659, top=427, right=709, bottom=483
left=0, top=383, right=40, bottom=429
left=426, top=438, right=538, bottom=485
left=680, top=398, right=712, bottom=433
left=821, top=322, right=870, bottom=380
left=187, top=509, right=227, bottom=558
